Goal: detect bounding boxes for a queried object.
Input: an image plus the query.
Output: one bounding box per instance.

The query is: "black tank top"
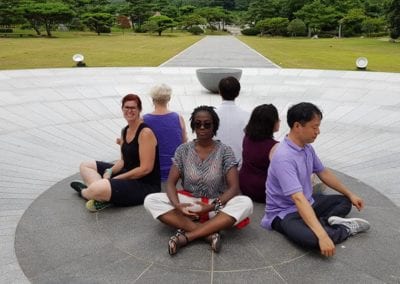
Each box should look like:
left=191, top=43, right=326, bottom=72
left=121, top=123, right=160, bottom=186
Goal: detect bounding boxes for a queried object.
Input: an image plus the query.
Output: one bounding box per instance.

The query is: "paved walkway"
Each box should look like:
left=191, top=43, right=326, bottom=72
left=1, top=35, right=400, bottom=283
left=161, top=36, right=278, bottom=68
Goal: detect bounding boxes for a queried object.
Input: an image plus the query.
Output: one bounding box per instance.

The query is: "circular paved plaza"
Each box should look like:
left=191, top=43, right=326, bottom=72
left=1, top=36, right=400, bottom=283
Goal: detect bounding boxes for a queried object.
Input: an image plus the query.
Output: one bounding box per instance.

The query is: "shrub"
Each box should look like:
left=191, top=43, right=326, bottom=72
left=68, top=17, right=85, bottom=31
left=241, top=27, right=260, bottom=35
left=209, top=24, right=217, bottom=31
left=390, top=29, right=399, bottom=39
left=287, top=19, right=306, bottom=37
left=188, top=25, right=204, bottom=35
left=134, top=26, right=146, bottom=33
left=256, top=17, right=289, bottom=36
left=361, top=17, right=385, bottom=36
left=98, top=26, right=111, bottom=33
left=368, top=31, right=389, bottom=37
left=0, top=28, right=13, bottom=33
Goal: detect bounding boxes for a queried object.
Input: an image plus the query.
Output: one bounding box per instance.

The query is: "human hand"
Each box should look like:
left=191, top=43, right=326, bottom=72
left=349, top=193, right=364, bottom=211
left=319, top=235, right=336, bottom=257
left=189, top=201, right=214, bottom=215
left=176, top=203, right=198, bottom=217
left=187, top=201, right=212, bottom=215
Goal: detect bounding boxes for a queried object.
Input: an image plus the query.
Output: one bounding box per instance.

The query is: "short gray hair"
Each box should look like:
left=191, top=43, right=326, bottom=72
left=150, top=83, right=172, bottom=104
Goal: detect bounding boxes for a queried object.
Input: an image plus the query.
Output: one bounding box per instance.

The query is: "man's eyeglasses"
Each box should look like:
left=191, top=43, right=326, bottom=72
left=194, top=121, right=213, bottom=129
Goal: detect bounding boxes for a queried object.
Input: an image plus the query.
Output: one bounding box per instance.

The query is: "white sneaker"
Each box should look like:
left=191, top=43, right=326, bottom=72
left=328, top=216, right=370, bottom=236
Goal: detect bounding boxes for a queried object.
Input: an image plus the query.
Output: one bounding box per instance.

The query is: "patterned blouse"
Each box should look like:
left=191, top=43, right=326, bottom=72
left=173, top=140, right=237, bottom=198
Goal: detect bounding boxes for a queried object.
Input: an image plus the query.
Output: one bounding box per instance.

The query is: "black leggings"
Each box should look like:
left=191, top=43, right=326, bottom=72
left=272, top=194, right=352, bottom=249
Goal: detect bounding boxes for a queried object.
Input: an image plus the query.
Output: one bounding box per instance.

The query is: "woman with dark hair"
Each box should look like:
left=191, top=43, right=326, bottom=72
left=144, top=105, right=253, bottom=255
left=70, top=94, right=161, bottom=212
left=239, top=104, right=280, bottom=203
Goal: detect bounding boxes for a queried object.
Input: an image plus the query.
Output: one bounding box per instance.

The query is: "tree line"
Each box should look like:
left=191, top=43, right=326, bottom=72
left=0, top=0, right=399, bottom=39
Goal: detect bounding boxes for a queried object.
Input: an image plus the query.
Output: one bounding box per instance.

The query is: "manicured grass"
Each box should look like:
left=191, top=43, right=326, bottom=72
left=0, top=31, right=202, bottom=70
left=239, top=36, right=400, bottom=72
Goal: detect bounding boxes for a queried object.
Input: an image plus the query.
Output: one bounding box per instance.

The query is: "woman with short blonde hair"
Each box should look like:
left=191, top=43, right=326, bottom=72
left=144, top=84, right=187, bottom=181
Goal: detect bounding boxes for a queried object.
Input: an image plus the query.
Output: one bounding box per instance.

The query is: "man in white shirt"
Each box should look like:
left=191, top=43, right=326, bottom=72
left=215, top=76, right=249, bottom=167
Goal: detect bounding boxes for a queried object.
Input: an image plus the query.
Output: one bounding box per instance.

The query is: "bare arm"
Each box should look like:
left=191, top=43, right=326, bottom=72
left=113, top=128, right=157, bottom=180
left=291, top=191, right=336, bottom=257
left=219, top=166, right=240, bottom=205
left=179, top=114, right=188, bottom=143
left=268, top=143, right=279, bottom=161
left=166, top=164, right=196, bottom=216
left=166, top=164, right=182, bottom=207
left=317, top=168, right=364, bottom=211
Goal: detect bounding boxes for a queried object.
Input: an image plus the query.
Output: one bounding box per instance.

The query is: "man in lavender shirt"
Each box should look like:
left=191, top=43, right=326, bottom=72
left=261, top=102, right=370, bottom=257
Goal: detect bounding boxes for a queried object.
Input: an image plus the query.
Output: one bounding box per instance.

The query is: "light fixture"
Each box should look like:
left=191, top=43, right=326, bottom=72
left=356, top=57, right=368, bottom=70
left=72, top=54, right=86, bottom=67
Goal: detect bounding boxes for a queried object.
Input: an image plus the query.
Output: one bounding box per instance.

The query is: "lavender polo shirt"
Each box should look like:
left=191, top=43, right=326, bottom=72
left=261, top=136, right=324, bottom=230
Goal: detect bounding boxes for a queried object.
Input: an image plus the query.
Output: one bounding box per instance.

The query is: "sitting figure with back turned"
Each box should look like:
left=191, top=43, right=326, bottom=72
left=143, top=83, right=187, bottom=182
left=239, top=104, right=280, bottom=203
left=261, top=102, right=370, bottom=257
left=215, top=76, right=249, bottom=167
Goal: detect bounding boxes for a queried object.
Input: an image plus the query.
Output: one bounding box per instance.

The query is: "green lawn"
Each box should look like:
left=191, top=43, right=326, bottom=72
left=0, top=32, right=202, bottom=70
left=239, top=36, right=400, bottom=72
left=2, top=32, right=400, bottom=72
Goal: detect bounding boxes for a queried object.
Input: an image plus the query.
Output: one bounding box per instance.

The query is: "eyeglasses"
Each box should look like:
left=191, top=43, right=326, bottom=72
left=194, top=121, right=213, bottom=129
left=123, top=106, right=137, bottom=111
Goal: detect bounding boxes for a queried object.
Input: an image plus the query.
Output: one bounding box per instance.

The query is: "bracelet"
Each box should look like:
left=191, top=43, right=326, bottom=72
left=212, top=198, right=223, bottom=213
left=105, top=168, right=112, bottom=177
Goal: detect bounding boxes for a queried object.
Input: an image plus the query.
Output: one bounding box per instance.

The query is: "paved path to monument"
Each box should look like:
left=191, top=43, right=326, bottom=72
left=161, top=35, right=279, bottom=68
left=1, top=35, right=400, bottom=283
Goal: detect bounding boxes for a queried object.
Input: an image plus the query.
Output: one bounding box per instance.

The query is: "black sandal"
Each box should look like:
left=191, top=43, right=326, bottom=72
left=210, top=232, right=221, bottom=253
left=168, top=229, right=188, bottom=255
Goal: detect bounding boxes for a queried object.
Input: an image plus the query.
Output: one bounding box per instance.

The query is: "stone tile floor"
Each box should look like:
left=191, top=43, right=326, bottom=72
left=1, top=36, right=400, bottom=282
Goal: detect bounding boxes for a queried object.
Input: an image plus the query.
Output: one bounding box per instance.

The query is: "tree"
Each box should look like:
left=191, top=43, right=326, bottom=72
left=287, top=18, right=306, bottom=36
left=143, top=15, right=175, bottom=35
left=19, top=1, right=75, bottom=37
left=361, top=17, right=385, bottom=36
left=179, top=5, right=196, bottom=16
left=126, top=0, right=155, bottom=31
left=82, top=12, right=113, bottom=35
left=256, top=17, right=289, bottom=35
left=387, top=0, right=400, bottom=39
left=160, top=5, right=179, bottom=18
left=246, top=0, right=280, bottom=23
left=196, top=6, right=225, bottom=30
left=294, top=0, right=339, bottom=36
left=210, top=0, right=235, bottom=10
left=0, top=0, right=23, bottom=28
left=340, top=8, right=366, bottom=36
left=116, top=15, right=131, bottom=33
left=235, top=0, right=251, bottom=10
left=179, top=14, right=207, bottom=29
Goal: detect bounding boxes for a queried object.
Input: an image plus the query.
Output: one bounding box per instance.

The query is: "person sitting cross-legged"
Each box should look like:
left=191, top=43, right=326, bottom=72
left=71, top=94, right=161, bottom=212
left=261, top=102, right=370, bottom=257
left=144, top=106, right=253, bottom=255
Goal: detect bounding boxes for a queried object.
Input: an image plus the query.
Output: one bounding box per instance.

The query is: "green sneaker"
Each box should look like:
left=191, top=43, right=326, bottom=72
left=85, top=200, right=111, bottom=212
left=70, top=180, right=87, bottom=196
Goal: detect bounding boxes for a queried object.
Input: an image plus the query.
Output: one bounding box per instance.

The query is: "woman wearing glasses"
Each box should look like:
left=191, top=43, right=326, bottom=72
left=144, top=105, right=253, bottom=255
left=70, top=94, right=161, bottom=212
